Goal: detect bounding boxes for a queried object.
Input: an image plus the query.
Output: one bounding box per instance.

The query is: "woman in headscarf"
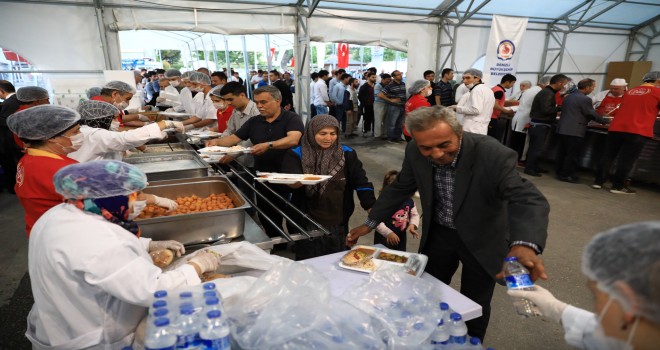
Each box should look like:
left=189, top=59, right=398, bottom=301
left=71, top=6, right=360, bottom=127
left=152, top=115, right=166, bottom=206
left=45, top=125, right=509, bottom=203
left=281, top=114, right=376, bottom=260
left=26, top=160, right=221, bottom=350
left=404, top=79, right=432, bottom=142
left=7, top=105, right=82, bottom=236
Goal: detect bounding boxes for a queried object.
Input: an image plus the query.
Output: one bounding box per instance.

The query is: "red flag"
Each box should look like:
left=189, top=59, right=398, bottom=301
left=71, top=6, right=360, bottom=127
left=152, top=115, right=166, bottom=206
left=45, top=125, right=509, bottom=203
left=290, top=57, right=295, bottom=67
left=337, top=43, right=349, bottom=68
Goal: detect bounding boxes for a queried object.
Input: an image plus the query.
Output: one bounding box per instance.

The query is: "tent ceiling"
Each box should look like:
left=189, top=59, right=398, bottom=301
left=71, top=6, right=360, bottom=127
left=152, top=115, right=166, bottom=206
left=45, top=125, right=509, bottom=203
left=11, top=0, right=659, bottom=30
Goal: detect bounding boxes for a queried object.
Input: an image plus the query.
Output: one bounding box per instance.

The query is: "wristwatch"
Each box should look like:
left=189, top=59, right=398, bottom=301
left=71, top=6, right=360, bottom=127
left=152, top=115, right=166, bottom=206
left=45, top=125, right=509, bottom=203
left=268, top=142, right=273, bottom=149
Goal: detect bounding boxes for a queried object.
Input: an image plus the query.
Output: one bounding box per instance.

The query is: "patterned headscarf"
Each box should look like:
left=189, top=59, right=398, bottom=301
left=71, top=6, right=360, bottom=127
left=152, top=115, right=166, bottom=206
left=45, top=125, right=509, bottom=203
left=68, top=195, right=141, bottom=237
left=301, top=114, right=345, bottom=197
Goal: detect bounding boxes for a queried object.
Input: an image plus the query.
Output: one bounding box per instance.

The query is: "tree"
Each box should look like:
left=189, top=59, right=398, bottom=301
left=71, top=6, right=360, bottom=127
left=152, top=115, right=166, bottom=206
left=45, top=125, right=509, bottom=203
left=160, top=50, right=181, bottom=66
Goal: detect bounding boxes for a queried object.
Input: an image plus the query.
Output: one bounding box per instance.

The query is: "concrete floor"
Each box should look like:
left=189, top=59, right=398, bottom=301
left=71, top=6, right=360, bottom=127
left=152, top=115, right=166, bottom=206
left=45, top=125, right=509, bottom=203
left=1, top=135, right=659, bottom=349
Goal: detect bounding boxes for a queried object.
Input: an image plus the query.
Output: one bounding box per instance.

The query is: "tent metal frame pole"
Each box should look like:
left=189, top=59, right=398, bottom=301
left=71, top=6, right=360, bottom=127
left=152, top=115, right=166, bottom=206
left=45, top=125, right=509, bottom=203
left=626, top=15, right=660, bottom=61
left=266, top=34, right=272, bottom=84
left=242, top=35, right=251, bottom=98
left=210, top=35, right=219, bottom=71
left=295, top=5, right=311, bottom=122
left=223, top=36, right=231, bottom=75
left=93, top=0, right=112, bottom=70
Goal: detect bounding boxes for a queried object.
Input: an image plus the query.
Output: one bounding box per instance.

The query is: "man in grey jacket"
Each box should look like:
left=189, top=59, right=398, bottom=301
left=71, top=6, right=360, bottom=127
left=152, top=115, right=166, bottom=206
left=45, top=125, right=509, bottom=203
left=555, top=79, right=609, bottom=183
left=347, top=106, right=550, bottom=340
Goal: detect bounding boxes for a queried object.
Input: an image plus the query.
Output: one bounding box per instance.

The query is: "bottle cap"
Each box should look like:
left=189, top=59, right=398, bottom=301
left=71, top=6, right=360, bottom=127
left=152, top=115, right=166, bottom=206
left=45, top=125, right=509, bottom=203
left=154, top=317, right=170, bottom=327
left=440, top=302, right=449, bottom=310
left=207, top=310, right=221, bottom=319
left=181, top=307, right=194, bottom=315
left=154, top=308, right=169, bottom=317
left=450, top=312, right=462, bottom=321
left=153, top=290, right=167, bottom=298
left=504, top=256, right=518, bottom=262
left=203, top=282, right=216, bottom=290
left=205, top=297, right=219, bottom=305
left=470, top=337, right=481, bottom=345
left=152, top=300, right=167, bottom=309
left=437, top=319, right=444, bottom=326
left=203, top=291, right=217, bottom=298
left=179, top=291, right=193, bottom=298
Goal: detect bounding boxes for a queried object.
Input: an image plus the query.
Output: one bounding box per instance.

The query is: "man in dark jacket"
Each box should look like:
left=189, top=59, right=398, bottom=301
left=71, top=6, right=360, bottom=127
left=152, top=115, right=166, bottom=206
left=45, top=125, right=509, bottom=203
left=269, top=70, right=294, bottom=112
left=524, top=74, right=569, bottom=177
left=347, top=106, right=550, bottom=341
left=555, top=79, right=609, bottom=182
left=0, top=80, right=21, bottom=193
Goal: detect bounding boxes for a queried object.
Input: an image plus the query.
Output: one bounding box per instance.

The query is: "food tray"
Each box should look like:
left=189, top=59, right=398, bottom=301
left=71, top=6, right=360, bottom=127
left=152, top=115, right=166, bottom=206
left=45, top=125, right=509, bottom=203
left=186, top=130, right=222, bottom=139
left=255, top=172, right=332, bottom=185
left=198, top=146, right=252, bottom=156
left=137, top=176, right=251, bottom=243
left=338, top=245, right=428, bottom=277
left=123, top=151, right=209, bottom=181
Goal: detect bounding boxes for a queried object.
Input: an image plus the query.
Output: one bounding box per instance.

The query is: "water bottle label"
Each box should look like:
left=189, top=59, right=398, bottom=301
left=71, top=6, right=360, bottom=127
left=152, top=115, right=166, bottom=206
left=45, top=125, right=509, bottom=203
left=176, top=334, right=200, bottom=349
left=146, top=346, right=175, bottom=350
left=202, top=336, right=231, bottom=350
left=505, top=274, right=534, bottom=289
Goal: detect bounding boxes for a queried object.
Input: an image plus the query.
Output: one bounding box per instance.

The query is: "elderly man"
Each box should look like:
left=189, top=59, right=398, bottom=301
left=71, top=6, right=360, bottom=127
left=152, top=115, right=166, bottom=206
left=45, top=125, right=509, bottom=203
left=509, top=80, right=532, bottom=102
left=510, top=76, right=551, bottom=163
left=555, top=79, right=609, bottom=183
left=347, top=105, right=549, bottom=341
left=592, top=78, right=627, bottom=117
left=449, top=68, right=495, bottom=135
left=594, top=71, right=660, bottom=194
left=206, top=86, right=304, bottom=238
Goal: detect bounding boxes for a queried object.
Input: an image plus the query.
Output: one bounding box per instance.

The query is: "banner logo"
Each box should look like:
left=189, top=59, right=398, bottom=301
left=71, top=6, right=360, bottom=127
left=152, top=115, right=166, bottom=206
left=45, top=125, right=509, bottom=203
left=497, top=40, right=515, bottom=61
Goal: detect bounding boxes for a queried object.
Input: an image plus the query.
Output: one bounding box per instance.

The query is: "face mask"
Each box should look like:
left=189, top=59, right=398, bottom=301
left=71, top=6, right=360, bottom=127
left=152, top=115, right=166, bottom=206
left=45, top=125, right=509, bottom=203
left=465, top=83, right=474, bottom=89
left=583, top=297, right=639, bottom=350
left=425, top=89, right=433, bottom=97
left=170, top=81, right=180, bottom=88
left=114, top=100, right=129, bottom=110
left=59, top=132, right=84, bottom=153
left=110, top=120, right=120, bottom=131
left=128, top=200, right=147, bottom=221
left=191, top=86, right=204, bottom=93
left=213, top=102, right=226, bottom=110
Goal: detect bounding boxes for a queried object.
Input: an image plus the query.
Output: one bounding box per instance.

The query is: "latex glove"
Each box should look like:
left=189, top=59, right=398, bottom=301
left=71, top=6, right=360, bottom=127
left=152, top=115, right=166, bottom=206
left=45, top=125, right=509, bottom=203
left=138, top=114, right=152, bottom=122
left=188, top=250, right=221, bottom=273
left=126, top=108, right=139, bottom=114
left=153, top=195, right=178, bottom=211
left=166, top=120, right=186, bottom=133
left=156, top=96, right=166, bottom=103
left=507, top=284, right=567, bottom=324
left=165, top=108, right=175, bottom=112
left=184, top=124, right=195, bottom=131
left=148, top=240, right=185, bottom=257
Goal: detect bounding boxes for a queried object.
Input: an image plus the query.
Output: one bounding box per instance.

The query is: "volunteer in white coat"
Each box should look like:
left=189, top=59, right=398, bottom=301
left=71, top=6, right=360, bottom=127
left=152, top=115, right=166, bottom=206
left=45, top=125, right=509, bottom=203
left=510, top=76, right=551, bottom=162
left=26, top=160, right=222, bottom=350
left=449, top=69, right=495, bottom=135
left=182, top=72, right=217, bottom=131
left=69, top=100, right=185, bottom=162
left=156, top=69, right=183, bottom=109
left=508, top=221, right=660, bottom=350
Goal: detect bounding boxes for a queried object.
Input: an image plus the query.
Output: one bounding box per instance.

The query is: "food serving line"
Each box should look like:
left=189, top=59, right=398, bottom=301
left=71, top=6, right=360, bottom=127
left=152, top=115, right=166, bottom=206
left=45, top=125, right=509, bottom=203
left=121, top=126, right=482, bottom=322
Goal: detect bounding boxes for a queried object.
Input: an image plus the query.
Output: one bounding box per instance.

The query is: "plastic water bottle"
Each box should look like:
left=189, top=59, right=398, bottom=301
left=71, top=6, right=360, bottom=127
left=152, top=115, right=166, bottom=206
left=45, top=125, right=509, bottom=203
left=467, top=336, right=483, bottom=349
left=203, top=297, right=222, bottom=315
left=430, top=319, right=450, bottom=347
left=503, top=256, right=541, bottom=317
left=145, top=317, right=177, bottom=350
left=176, top=306, right=202, bottom=349
left=448, top=313, right=467, bottom=346
left=199, top=310, right=231, bottom=350
left=439, top=302, right=453, bottom=324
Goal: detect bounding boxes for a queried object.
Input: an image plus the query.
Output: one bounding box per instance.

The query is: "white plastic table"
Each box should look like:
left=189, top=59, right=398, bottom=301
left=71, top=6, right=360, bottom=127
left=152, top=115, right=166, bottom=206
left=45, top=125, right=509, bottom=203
left=301, top=246, right=483, bottom=321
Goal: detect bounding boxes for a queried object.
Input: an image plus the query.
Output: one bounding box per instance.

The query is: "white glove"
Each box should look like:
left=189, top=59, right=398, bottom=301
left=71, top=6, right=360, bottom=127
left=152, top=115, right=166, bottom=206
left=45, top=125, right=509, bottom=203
left=156, top=96, right=166, bottom=103
left=184, top=124, right=195, bottom=131
left=166, top=120, right=186, bottom=133
left=507, top=285, right=567, bottom=323
left=152, top=195, right=178, bottom=211
left=138, top=114, right=152, bottom=122
left=165, top=108, right=175, bottom=112
left=148, top=240, right=185, bottom=257
left=188, top=250, right=221, bottom=273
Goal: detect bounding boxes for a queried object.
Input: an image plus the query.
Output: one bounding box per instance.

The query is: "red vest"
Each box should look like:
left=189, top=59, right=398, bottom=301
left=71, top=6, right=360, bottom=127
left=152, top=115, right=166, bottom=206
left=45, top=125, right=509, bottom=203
left=491, top=85, right=506, bottom=119
left=595, top=94, right=623, bottom=117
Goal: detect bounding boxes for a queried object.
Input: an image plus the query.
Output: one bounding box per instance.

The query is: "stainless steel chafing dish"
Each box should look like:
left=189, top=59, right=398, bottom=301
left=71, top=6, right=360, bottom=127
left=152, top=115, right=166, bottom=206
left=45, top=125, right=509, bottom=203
left=136, top=176, right=251, bottom=244
left=126, top=143, right=192, bottom=156
left=123, top=151, right=209, bottom=181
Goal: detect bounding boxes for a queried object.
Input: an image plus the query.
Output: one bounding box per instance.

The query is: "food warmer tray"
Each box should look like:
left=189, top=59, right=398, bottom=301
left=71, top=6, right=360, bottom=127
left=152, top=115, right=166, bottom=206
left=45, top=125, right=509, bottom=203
left=123, top=151, right=209, bottom=181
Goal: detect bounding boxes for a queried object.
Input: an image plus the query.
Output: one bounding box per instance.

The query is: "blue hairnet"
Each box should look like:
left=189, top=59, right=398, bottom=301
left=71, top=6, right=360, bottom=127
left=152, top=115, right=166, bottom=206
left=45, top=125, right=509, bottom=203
left=189, top=72, right=211, bottom=85
left=103, top=80, right=136, bottom=94
left=54, top=160, right=148, bottom=199
left=16, top=86, right=49, bottom=102
left=408, top=79, right=430, bottom=96
left=582, top=221, right=660, bottom=324
left=77, top=100, right=119, bottom=120
left=165, top=69, right=182, bottom=78
left=86, top=87, right=102, bottom=99
left=7, top=105, right=80, bottom=140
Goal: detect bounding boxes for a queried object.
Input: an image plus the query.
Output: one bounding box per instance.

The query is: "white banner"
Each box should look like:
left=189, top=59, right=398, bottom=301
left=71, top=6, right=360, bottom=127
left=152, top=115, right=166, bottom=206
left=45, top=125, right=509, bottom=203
left=371, top=46, right=384, bottom=68
left=482, top=15, right=528, bottom=86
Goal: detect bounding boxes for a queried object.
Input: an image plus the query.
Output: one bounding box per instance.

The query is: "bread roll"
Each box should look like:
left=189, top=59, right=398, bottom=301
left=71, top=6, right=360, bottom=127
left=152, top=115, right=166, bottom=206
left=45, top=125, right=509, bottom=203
left=150, top=249, right=174, bottom=268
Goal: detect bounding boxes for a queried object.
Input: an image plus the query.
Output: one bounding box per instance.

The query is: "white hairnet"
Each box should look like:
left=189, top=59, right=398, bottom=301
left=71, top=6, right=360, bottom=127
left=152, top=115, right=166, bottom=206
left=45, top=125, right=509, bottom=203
left=189, top=72, right=211, bottom=85
left=209, top=85, right=225, bottom=98
left=181, top=71, right=193, bottom=80
left=408, top=79, right=430, bottom=96
left=86, top=87, right=102, bottom=99
left=16, top=86, right=49, bottom=102
left=54, top=160, right=148, bottom=199
left=539, top=75, right=552, bottom=85
left=7, top=105, right=80, bottom=140
left=582, top=221, right=660, bottom=324
left=463, top=68, right=483, bottom=79
left=642, top=71, right=660, bottom=82
left=77, top=100, right=119, bottom=120
left=103, top=80, right=136, bottom=94
left=165, top=69, right=182, bottom=78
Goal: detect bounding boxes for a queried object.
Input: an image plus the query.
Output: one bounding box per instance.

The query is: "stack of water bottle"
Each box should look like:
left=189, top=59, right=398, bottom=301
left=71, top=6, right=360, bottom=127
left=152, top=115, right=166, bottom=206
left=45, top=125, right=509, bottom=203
left=144, top=282, right=231, bottom=350
left=427, top=302, right=493, bottom=350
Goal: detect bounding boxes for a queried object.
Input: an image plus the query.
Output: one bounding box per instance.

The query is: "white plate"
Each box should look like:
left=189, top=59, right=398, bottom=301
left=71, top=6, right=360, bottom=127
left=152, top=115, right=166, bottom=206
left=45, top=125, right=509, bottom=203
left=159, top=112, right=193, bottom=119
left=186, top=131, right=222, bottom=139
left=338, top=246, right=428, bottom=277
left=255, top=172, right=332, bottom=185
left=198, top=146, right=252, bottom=156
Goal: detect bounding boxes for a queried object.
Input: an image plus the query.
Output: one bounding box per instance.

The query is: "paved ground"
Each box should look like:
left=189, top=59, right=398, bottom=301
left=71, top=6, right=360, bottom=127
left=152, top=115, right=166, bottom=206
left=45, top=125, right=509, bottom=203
left=1, top=135, right=659, bottom=349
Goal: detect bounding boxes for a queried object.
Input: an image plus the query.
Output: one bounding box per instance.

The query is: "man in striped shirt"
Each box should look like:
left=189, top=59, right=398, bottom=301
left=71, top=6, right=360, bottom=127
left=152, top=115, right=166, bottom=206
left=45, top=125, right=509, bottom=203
left=378, top=70, right=407, bottom=143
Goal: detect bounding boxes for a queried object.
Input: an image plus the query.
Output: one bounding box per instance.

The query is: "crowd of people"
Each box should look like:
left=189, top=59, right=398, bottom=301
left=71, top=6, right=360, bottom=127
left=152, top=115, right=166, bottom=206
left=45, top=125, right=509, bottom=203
left=0, top=64, right=658, bottom=349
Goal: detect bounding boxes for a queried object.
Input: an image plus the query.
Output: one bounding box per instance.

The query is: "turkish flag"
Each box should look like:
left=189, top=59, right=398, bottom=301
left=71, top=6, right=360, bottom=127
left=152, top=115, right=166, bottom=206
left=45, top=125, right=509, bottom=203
left=337, top=43, right=349, bottom=68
